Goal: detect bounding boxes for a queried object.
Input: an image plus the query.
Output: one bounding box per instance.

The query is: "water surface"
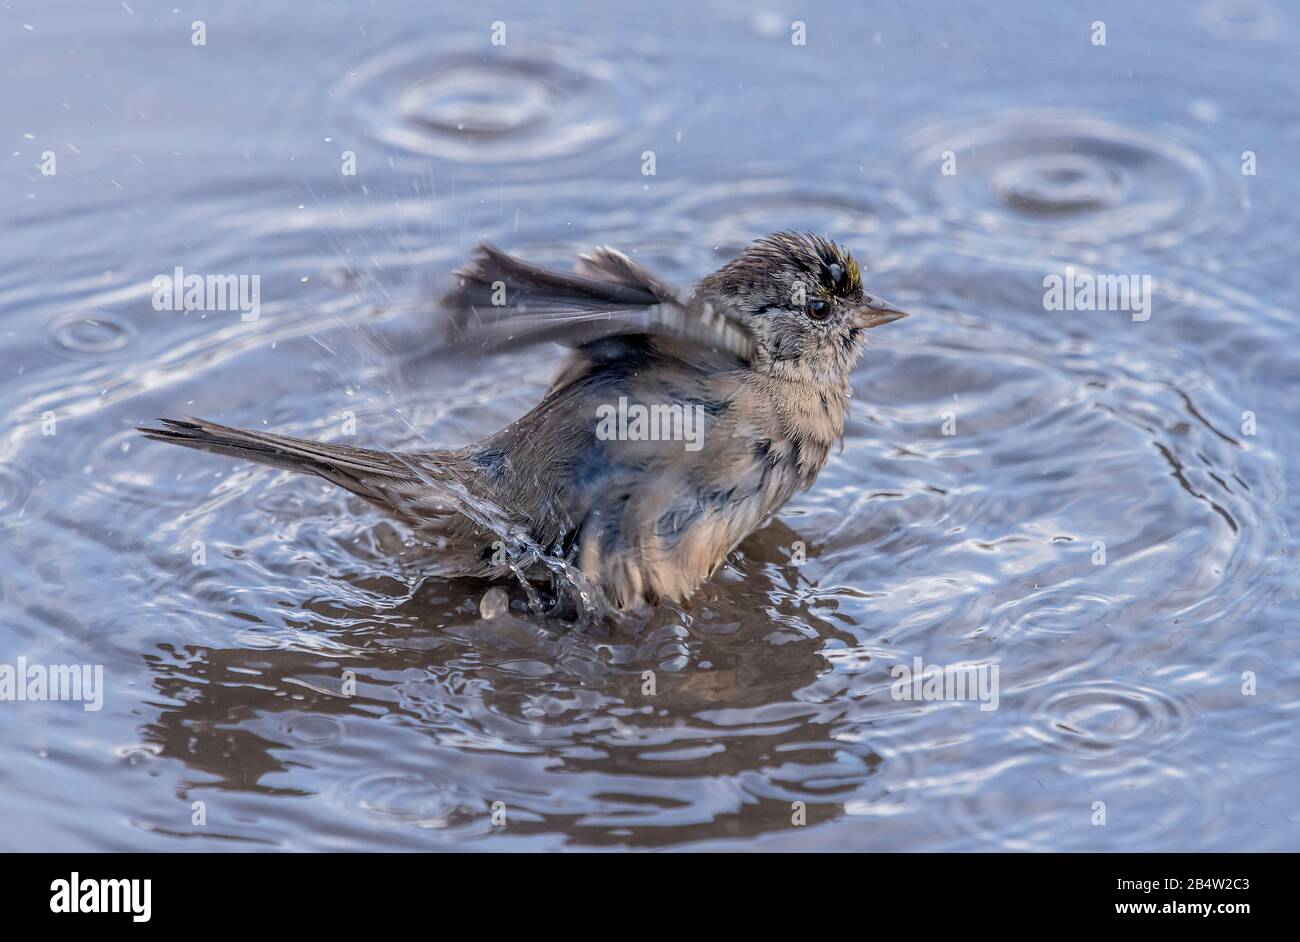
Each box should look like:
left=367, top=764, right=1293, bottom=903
left=2, top=0, right=1298, bottom=850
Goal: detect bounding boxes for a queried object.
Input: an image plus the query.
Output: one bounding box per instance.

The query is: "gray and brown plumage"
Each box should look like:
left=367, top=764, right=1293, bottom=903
left=139, top=232, right=907, bottom=610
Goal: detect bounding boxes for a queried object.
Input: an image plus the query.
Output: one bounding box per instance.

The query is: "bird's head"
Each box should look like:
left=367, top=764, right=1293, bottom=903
left=694, top=231, right=907, bottom=383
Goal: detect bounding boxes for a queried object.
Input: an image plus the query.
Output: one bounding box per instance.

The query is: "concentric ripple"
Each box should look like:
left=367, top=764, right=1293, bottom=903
left=335, top=41, right=666, bottom=166
left=273, top=713, right=346, bottom=748
left=992, top=153, right=1127, bottom=215
left=941, top=764, right=1217, bottom=851
left=1024, top=681, right=1190, bottom=763
left=328, top=771, right=486, bottom=832
left=901, top=109, right=1224, bottom=249
left=46, top=311, right=135, bottom=359
left=406, top=63, right=557, bottom=137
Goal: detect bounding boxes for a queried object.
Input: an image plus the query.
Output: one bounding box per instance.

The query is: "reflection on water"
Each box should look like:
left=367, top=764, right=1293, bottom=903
left=0, top=0, right=1297, bottom=850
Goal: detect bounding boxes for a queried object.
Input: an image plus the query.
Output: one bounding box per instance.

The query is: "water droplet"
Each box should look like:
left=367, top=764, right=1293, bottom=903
left=479, top=587, right=509, bottom=619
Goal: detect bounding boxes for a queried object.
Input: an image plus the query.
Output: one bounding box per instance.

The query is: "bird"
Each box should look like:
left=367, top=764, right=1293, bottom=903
left=139, top=231, right=908, bottom=612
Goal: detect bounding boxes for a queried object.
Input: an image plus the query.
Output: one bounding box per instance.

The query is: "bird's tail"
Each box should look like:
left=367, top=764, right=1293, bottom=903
left=137, top=416, right=522, bottom=577
left=137, top=416, right=444, bottom=510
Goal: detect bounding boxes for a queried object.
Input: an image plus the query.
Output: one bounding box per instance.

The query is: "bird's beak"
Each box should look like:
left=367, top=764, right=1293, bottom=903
left=853, top=294, right=909, bottom=330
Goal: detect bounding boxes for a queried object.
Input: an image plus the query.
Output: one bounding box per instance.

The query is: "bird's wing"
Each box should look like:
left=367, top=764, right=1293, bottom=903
left=435, top=243, right=754, bottom=366
left=572, top=245, right=678, bottom=296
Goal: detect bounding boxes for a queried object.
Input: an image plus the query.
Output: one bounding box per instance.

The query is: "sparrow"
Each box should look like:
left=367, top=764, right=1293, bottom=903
left=139, top=231, right=908, bottom=612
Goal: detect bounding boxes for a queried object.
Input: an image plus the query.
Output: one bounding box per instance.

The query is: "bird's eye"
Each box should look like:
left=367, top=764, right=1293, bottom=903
left=805, top=298, right=831, bottom=320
